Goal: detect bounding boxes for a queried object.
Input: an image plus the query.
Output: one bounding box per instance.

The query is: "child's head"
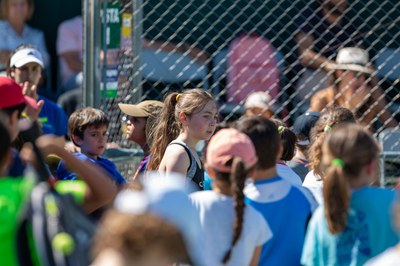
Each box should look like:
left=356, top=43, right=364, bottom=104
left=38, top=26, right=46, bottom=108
left=308, top=106, right=356, bottom=178
left=148, top=88, right=217, bottom=171
left=235, top=116, right=281, bottom=170
left=271, top=118, right=296, bottom=161
left=94, top=175, right=205, bottom=265
left=206, top=128, right=257, bottom=176
left=119, top=100, right=163, bottom=147
left=244, top=91, right=275, bottom=119
left=0, top=76, right=37, bottom=141
left=205, top=128, right=257, bottom=263
left=93, top=211, right=190, bottom=266
left=7, top=44, right=44, bottom=89
left=321, top=123, right=379, bottom=234
left=292, top=111, right=320, bottom=153
left=1, top=0, right=34, bottom=21
left=68, top=107, right=109, bottom=157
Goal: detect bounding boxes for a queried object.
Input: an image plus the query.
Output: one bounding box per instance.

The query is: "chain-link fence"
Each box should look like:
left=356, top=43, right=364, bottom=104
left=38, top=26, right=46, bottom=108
left=96, top=0, right=400, bottom=181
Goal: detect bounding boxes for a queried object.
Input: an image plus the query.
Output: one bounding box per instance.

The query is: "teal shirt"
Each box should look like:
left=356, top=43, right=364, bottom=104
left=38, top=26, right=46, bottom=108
left=301, top=187, right=398, bottom=266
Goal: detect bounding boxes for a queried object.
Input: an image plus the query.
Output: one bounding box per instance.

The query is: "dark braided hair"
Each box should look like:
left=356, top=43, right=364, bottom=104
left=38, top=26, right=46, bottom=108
left=221, top=156, right=247, bottom=264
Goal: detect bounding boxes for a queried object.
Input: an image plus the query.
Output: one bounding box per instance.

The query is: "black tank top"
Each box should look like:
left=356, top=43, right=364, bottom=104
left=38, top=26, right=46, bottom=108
left=169, top=140, right=204, bottom=190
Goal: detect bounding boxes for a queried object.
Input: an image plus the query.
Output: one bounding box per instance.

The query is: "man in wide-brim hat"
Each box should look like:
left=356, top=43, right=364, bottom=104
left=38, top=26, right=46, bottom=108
left=309, top=47, right=396, bottom=131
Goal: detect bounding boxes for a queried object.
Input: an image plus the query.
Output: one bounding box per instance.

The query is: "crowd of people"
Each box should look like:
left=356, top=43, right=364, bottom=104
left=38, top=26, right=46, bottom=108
left=0, top=0, right=399, bottom=265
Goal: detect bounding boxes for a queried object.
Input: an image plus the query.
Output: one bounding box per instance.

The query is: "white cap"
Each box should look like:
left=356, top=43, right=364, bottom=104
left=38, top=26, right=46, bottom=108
left=333, top=47, right=373, bottom=74
left=244, top=91, right=274, bottom=111
left=114, top=172, right=206, bottom=266
left=10, top=47, right=44, bottom=68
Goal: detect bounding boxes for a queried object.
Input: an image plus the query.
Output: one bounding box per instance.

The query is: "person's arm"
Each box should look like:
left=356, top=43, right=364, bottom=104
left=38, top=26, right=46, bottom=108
left=309, top=90, right=329, bottom=112
left=249, top=246, right=262, bottom=266
left=36, top=136, right=118, bottom=213
left=296, top=32, right=335, bottom=71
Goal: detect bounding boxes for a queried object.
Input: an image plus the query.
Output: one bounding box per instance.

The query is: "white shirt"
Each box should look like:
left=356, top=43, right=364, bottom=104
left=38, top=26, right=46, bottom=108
left=277, top=163, right=302, bottom=186
left=190, top=191, right=272, bottom=266
left=303, top=170, right=324, bottom=204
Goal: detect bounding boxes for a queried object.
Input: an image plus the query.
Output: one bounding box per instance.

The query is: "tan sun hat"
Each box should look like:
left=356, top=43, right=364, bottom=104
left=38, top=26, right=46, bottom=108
left=118, top=100, right=164, bottom=117
left=332, top=47, right=374, bottom=74
left=119, top=100, right=164, bottom=146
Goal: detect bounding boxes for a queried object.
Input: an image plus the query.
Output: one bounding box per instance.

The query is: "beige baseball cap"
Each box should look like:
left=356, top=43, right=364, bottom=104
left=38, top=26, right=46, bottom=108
left=118, top=100, right=164, bottom=117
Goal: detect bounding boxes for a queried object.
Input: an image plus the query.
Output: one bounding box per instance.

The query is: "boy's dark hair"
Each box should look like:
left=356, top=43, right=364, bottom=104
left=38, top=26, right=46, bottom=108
left=0, top=112, right=12, bottom=164
left=235, top=116, right=280, bottom=169
left=1, top=103, right=26, bottom=119
left=270, top=118, right=296, bottom=161
left=68, top=107, right=109, bottom=146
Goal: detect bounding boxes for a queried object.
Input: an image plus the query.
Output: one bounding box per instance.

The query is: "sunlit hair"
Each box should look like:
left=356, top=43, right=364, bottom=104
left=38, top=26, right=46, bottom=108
left=68, top=107, right=109, bottom=146
left=92, top=210, right=192, bottom=265
left=147, top=88, right=215, bottom=171
left=321, top=123, right=378, bottom=234
left=270, top=118, right=296, bottom=161
left=308, top=107, right=356, bottom=180
left=235, top=116, right=280, bottom=169
left=1, top=0, right=34, bottom=20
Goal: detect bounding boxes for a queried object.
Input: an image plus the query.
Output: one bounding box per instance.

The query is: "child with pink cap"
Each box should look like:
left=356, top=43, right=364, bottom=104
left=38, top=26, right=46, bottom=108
left=190, top=128, right=272, bottom=266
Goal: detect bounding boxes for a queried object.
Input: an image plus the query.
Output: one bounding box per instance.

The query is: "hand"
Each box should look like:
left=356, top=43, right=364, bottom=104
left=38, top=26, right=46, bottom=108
left=24, top=99, right=44, bottom=121
left=21, top=81, right=38, bottom=99
left=323, top=61, right=336, bottom=72
left=64, top=141, right=81, bottom=153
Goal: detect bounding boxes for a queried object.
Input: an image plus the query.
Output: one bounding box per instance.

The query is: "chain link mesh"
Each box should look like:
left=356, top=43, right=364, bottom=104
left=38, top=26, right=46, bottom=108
left=98, top=0, right=400, bottom=180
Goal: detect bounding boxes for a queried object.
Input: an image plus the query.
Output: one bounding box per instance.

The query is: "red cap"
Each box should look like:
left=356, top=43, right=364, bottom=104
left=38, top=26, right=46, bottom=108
left=0, top=77, right=38, bottom=110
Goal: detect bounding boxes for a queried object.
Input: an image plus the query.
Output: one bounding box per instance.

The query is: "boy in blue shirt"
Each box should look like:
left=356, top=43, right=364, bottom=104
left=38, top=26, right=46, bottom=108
left=56, top=107, right=127, bottom=187
left=236, top=116, right=317, bottom=266
left=7, top=44, right=68, bottom=146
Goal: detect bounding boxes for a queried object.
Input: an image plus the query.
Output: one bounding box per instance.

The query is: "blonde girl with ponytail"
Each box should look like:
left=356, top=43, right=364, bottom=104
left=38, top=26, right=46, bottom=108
left=147, top=89, right=217, bottom=190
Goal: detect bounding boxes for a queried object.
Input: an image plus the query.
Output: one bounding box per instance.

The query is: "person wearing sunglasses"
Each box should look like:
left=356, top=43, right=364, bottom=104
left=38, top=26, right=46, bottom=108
left=310, top=47, right=396, bottom=132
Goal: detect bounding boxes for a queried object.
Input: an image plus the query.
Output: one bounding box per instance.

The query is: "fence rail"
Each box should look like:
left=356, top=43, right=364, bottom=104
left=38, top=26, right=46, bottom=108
left=95, top=0, right=400, bottom=182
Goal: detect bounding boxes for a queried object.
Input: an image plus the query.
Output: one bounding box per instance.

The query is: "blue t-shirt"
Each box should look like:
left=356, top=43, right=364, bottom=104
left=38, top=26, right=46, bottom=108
left=8, top=148, right=24, bottom=177
left=244, top=176, right=317, bottom=266
left=301, top=187, right=398, bottom=266
left=56, top=152, right=127, bottom=186
left=38, top=95, right=68, bottom=136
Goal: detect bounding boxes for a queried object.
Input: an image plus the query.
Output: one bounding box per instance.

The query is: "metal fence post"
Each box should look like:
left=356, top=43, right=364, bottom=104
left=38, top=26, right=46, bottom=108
left=131, top=0, right=143, bottom=103
left=83, top=0, right=101, bottom=108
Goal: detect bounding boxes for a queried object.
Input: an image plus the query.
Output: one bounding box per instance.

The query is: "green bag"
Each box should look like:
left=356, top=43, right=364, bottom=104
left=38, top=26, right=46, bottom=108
left=0, top=176, right=34, bottom=266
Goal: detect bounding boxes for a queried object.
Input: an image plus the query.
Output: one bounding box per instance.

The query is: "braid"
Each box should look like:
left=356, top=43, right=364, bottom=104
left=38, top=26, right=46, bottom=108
left=222, top=157, right=246, bottom=264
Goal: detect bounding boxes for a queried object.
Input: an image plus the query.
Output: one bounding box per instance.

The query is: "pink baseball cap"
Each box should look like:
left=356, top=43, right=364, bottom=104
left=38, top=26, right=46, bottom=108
left=0, top=77, right=38, bottom=110
left=206, top=128, right=258, bottom=173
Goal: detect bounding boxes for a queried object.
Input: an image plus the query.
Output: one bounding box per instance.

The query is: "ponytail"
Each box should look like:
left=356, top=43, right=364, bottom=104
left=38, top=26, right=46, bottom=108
left=147, top=92, right=180, bottom=171
left=323, top=163, right=350, bottom=234
left=222, top=157, right=247, bottom=264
